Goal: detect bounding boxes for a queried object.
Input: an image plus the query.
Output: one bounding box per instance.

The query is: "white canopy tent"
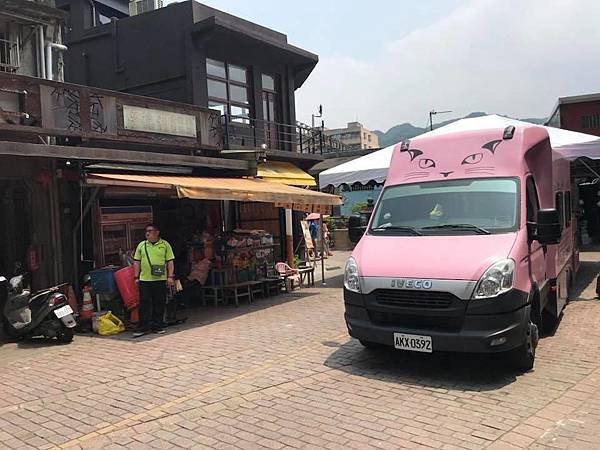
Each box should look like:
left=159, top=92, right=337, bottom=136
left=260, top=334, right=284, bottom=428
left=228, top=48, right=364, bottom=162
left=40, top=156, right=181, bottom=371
left=319, top=114, right=600, bottom=188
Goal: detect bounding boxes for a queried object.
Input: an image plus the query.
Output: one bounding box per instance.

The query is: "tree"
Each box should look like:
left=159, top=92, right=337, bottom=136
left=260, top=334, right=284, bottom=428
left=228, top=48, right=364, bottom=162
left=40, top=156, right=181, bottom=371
left=351, top=201, right=368, bottom=215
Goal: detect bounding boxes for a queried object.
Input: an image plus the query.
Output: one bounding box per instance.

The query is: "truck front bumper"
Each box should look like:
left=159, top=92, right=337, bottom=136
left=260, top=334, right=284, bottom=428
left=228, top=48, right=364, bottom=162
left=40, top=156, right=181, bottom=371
left=344, top=288, right=530, bottom=353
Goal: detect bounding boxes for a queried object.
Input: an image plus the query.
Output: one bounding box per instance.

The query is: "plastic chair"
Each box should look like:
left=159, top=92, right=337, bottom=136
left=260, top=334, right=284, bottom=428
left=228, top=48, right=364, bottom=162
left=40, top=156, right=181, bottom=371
left=274, top=262, right=300, bottom=292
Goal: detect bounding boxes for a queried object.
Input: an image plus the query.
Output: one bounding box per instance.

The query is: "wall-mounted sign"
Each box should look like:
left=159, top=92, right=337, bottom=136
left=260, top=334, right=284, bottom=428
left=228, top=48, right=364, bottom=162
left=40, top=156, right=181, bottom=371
left=123, top=105, right=197, bottom=137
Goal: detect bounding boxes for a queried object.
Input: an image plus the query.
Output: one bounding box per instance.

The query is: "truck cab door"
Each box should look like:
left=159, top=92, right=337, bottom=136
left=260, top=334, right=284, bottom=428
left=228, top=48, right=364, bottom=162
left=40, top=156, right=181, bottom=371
left=526, top=177, right=548, bottom=301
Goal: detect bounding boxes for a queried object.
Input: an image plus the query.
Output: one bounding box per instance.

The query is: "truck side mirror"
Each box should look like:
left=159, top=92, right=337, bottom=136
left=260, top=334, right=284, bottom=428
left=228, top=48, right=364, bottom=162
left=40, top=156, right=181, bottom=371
left=532, top=208, right=561, bottom=245
left=348, top=216, right=365, bottom=243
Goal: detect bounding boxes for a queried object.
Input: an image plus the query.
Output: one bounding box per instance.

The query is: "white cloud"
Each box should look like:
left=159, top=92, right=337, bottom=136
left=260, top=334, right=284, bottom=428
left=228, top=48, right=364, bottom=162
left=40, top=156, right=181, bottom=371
left=296, top=0, right=600, bottom=132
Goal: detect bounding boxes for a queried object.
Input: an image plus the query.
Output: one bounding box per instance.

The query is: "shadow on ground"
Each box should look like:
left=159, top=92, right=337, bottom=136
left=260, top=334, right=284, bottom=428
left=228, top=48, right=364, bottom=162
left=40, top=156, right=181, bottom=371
left=570, top=259, right=600, bottom=301
left=0, top=289, right=317, bottom=346
left=98, top=289, right=319, bottom=343
left=324, top=339, right=519, bottom=392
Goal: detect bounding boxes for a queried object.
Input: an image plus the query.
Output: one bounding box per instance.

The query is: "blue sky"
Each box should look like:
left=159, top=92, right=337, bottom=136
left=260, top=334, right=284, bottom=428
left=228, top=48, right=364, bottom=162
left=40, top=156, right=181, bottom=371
left=165, top=0, right=600, bottom=133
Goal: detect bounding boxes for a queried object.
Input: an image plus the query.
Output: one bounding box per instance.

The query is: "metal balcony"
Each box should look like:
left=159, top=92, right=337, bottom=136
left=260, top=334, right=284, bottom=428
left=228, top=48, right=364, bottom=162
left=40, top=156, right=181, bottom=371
left=0, top=38, right=20, bottom=72
left=222, top=114, right=349, bottom=155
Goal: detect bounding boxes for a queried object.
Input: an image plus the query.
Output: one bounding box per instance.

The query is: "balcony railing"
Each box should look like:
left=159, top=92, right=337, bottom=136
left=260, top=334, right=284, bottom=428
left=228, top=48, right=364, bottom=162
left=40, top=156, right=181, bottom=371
left=222, top=114, right=349, bottom=155
left=0, top=38, right=20, bottom=72
left=0, top=72, right=223, bottom=154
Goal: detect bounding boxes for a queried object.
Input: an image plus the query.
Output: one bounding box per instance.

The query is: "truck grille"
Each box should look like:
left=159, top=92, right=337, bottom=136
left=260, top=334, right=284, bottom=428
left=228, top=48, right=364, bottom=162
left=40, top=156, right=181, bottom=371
left=374, top=289, right=456, bottom=309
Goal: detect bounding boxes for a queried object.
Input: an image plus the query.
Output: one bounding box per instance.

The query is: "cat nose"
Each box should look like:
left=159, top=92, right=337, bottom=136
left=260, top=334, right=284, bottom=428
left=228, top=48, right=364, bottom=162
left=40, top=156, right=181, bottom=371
left=440, top=171, right=454, bottom=177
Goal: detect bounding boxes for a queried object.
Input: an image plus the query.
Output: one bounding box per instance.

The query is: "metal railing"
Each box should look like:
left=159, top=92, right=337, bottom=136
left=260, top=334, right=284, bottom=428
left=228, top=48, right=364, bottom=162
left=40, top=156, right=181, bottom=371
left=0, top=38, right=20, bottom=72
left=222, top=114, right=349, bottom=155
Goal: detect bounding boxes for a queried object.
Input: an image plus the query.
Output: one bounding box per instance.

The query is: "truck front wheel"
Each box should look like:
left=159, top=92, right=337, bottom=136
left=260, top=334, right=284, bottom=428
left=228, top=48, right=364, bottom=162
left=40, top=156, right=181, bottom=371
left=508, top=321, right=538, bottom=372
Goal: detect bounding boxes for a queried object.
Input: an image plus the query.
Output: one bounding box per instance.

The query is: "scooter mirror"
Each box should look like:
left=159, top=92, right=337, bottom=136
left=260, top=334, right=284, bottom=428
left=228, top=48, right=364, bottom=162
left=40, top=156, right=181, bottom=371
left=9, top=275, right=23, bottom=291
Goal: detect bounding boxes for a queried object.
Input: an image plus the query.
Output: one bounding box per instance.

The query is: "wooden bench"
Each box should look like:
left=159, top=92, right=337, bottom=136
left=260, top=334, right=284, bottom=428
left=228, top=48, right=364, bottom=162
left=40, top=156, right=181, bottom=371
left=222, top=283, right=252, bottom=307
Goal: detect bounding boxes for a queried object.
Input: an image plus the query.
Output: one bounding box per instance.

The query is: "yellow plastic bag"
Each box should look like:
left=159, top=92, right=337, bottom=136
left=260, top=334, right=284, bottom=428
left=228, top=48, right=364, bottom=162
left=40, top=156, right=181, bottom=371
left=97, top=311, right=125, bottom=336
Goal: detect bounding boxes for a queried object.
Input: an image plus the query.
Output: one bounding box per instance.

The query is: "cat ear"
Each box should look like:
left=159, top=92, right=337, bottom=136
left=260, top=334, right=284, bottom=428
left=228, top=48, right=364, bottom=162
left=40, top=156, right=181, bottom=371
left=482, top=140, right=503, bottom=153
left=401, top=148, right=423, bottom=161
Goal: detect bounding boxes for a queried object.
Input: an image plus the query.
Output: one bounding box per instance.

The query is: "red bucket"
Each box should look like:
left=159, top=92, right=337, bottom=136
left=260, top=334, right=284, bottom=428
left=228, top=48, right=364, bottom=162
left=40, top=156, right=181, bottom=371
left=114, top=266, right=139, bottom=311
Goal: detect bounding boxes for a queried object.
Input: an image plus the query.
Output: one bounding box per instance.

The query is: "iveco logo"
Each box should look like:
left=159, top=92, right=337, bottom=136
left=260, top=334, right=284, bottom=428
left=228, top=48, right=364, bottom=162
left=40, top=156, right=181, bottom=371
left=391, top=279, right=433, bottom=289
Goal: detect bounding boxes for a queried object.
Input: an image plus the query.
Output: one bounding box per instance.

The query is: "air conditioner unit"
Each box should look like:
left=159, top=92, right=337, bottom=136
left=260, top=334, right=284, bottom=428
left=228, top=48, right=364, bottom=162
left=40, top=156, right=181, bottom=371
left=129, top=0, right=163, bottom=16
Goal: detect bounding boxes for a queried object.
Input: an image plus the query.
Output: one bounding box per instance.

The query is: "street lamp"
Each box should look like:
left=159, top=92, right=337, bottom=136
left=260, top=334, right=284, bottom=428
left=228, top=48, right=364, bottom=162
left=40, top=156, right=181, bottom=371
left=312, top=104, right=323, bottom=129
left=429, top=109, right=452, bottom=131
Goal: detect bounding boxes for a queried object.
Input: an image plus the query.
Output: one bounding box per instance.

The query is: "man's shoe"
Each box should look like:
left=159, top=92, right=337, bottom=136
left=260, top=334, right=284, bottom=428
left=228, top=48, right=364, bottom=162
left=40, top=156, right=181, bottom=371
left=132, top=330, right=148, bottom=338
left=152, top=329, right=166, bottom=334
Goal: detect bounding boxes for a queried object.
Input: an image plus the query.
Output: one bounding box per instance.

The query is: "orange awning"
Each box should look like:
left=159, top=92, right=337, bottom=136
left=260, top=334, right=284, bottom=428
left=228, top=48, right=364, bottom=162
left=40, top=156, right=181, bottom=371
left=86, top=173, right=342, bottom=206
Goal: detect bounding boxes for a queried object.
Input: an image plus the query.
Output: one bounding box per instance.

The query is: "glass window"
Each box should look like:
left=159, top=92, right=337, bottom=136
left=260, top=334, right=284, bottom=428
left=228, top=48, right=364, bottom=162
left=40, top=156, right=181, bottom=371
left=565, top=191, right=571, bottom=227
left=206, top=58, right=226, bottom=78
left=555, top=192, right=564, bottom=229
left=207, top=79, right=227, bottom=100
left=206, top=58, right=251, bottom=120
left=526, top=177, right=540, bottom=223
left=228, top=64, right=247, bottom=84
left=208, top=101, right=226, bottom=115
left=262, top=74, right=276, bottom=91
left=230, top=84, right=249, bottom=104
left=231, top=105, right=250, bottom=124
left=370, top=178, right=519, bottom=235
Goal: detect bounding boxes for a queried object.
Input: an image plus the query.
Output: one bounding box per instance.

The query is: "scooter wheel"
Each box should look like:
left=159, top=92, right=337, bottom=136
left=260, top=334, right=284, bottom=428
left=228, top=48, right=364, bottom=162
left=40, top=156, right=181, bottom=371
left=3, top=321, right=17, bottom=339
left=56, top=328, right=74, bottom=343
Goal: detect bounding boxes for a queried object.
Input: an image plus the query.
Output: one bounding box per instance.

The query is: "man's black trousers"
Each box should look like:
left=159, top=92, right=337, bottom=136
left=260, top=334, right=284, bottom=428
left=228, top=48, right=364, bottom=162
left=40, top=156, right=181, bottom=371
left=138, top=281, right=166, bottom=331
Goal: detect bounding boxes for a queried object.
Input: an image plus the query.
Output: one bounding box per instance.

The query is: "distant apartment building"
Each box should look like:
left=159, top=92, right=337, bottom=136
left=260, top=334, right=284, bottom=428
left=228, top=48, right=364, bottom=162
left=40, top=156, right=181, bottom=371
left=546, top=93, right=600, bottom=137
left=324, top=121, right=379, bottom=150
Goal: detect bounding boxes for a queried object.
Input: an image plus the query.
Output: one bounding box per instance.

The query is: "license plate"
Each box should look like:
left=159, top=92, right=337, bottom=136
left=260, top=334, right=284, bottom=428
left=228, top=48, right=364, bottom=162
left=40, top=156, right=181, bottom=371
left=54, top=305, right=74, bottom=319
left=394, top=332, right=432, bottom=353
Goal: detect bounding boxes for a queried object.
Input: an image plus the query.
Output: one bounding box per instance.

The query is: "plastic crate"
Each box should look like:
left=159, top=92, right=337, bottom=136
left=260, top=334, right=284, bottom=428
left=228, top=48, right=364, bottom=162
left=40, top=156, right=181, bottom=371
left=90, top=266, right=120, bottom=294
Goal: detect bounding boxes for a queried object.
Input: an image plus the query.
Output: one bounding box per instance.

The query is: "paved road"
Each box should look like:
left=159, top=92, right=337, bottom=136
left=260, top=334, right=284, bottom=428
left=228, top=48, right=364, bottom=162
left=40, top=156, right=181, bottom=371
left=2, top=252, right=600, bottom=449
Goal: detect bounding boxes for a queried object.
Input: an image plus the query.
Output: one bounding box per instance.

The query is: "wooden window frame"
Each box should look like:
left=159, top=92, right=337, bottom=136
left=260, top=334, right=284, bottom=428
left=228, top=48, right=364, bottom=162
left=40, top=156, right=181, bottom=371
left=206, top=58, right=252, bottom=124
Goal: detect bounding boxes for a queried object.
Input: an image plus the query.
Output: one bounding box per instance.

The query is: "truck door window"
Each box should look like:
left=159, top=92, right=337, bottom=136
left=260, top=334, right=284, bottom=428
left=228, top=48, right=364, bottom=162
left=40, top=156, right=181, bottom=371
left=555, top=192, right=564, bottom=230
left=526, top=177, right=540, bottom=223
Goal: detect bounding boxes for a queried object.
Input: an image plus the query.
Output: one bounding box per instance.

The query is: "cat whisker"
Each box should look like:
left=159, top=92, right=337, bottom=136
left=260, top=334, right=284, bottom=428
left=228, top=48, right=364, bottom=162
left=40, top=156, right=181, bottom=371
left=404, top=175, right=430, bottom=180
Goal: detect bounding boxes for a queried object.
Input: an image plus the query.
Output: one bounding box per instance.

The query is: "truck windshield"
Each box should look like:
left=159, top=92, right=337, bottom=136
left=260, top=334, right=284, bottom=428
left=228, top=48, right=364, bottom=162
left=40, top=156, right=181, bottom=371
left=369, top=178, right=519, bottom=235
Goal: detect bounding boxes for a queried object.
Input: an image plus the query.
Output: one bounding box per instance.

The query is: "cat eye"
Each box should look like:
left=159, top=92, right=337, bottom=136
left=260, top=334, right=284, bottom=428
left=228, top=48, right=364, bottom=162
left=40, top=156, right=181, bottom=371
left=461, top=153, right=483, bottom=165
left=418, top=158, right=436, bottom=169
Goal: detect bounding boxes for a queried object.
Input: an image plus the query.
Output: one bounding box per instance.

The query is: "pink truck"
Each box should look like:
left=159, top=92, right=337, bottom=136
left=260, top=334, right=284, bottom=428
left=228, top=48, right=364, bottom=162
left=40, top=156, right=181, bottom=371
left=344, top=125, right=576, bottom=371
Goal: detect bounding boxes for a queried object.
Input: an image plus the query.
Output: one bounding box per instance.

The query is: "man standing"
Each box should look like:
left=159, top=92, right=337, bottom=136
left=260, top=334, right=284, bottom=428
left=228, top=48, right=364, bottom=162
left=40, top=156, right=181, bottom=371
left=132, top=224, right=175, bottom=337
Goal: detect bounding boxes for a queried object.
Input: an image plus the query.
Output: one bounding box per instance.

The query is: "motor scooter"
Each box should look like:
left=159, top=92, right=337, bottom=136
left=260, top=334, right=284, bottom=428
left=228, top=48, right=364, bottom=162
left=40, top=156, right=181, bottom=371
left=0, top=275, right=77, bottom=342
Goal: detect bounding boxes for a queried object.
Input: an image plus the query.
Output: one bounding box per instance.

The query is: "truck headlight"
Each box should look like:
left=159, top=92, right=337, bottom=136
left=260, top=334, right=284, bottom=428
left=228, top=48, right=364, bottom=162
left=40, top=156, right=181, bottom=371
left=472, top=259, right=515, bottom=299
left=344, top=257, right=361, bottom=293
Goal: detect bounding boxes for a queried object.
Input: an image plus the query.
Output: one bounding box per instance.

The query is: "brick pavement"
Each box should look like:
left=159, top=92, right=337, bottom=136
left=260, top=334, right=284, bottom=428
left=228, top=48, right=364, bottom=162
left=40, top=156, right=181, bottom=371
left=2, top=251, right=600, bottom=449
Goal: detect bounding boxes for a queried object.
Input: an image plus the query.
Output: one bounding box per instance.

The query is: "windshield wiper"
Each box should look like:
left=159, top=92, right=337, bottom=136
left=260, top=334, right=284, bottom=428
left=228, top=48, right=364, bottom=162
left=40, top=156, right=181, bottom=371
left=421, top=224, right=491, bottom=235
left=370, top=225, right=422, bottom=236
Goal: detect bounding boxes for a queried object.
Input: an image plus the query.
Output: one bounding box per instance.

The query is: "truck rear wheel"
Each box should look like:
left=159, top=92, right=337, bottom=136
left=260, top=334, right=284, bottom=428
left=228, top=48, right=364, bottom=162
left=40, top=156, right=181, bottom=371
left=542, top=309, right=558, bottom=335
left=508, top=321, right=538, bottom=372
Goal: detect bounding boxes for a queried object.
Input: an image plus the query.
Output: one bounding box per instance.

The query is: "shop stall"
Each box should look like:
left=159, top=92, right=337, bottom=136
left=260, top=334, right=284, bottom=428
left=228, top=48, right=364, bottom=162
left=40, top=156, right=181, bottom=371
left=79, top=173, right=341, bottom=325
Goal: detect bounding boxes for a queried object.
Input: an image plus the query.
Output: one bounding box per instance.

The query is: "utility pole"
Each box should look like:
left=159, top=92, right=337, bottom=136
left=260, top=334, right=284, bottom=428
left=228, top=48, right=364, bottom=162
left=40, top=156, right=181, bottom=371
left=429, top=109, right=452, bottom=131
